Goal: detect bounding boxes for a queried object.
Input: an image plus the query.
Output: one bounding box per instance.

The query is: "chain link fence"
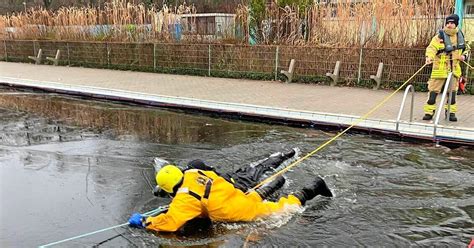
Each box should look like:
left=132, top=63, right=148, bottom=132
left=1, top=40, right=472, bottom=93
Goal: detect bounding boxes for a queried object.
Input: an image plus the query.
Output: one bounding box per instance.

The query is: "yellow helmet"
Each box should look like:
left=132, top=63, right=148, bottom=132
left=155, top=165, right=183, bottom=193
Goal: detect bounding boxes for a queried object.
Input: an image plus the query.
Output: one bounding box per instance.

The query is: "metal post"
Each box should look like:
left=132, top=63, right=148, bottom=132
left=137, top=43, right=141, bottom=69
left=357, top=47, right=363, bottom=85
left=67, top=42, right=70, bottom=66
left=3, top=40, right=7, bottom=62
left=357, top=20, right=367, bottom=85
left=395, top=84, right=415, bottom=132
left=208, top=44, right=211, bottom=76
left=106, top=42, right=110, bottom=66
left=433, top=72, right=453, bottom=139
left=409, top=87, right=415, bottom=122
left=275, top=46, right=279, bottom=81
left=455, top=0, right=464, bottom=29
left=153, top=43, right=157, bottom=71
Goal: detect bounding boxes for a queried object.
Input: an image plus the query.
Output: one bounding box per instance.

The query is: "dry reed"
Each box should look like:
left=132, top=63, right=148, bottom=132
left=238, top=0, right=454, bottom=47
left=0, top=0, right=454, bottom=47
left=0, top=0, right=195, bottom=42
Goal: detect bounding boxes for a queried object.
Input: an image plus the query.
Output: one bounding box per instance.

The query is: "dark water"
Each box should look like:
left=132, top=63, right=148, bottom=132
left=0, top=87, right=473, bottom=247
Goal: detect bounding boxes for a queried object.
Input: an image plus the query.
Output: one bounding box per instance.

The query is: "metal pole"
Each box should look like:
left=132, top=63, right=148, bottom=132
left=395, top=84, right=414, bottom=132
left=275, top=46, right=279, bottom=81
left=137, top=43, right=141, bottom=69
left=153, top=43, right=156, bottom=71
left=357, top=20, right=366, bottom=85
left=106, top=42, right=110, bottom=66
left=357, top=47, right=363, bottom=85
left=409, top=86, right=414, bottom=122
left=208, top=44, right=211, bottom=76
left=3, top=40, right=7, bottom=62
left=455, top=0, right=464, bottom=29
left=433, top=72, right=453, bottom=138
left=67, top=42, right=70, bottom=66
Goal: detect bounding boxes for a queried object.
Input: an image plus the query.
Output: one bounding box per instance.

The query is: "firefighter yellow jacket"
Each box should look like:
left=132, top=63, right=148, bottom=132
left=425, top=28, right=470, bottom=79
left=144, top=169, right=301, bottom=232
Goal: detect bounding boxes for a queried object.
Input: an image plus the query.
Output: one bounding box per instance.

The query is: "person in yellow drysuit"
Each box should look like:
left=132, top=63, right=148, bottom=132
left=423, top=14, right=470, bottom=122
left=152, top=148, right=298, bottom=198
left=128, top=165, right=332, bottom=232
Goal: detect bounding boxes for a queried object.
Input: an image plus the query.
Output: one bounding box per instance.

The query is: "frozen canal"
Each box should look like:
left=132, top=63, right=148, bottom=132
left=0, top=86, right=473, bottom=247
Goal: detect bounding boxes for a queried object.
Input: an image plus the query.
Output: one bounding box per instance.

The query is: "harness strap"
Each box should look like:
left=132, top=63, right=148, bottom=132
left=188, top=191, right=201, bottom=200
left=187, top=170, right=213, bottom=200
left=203, top=180, right=212, bottom=199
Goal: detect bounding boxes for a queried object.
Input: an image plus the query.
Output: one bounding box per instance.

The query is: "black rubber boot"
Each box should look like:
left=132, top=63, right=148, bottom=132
left=294, top=177, right=333, bottom=205
left=256, top=176, right=286, bottom=199
left=449, top=113, right=458, bottom=122
left=422, top=114, right=433, bottom=120
left=282, top=148, right=296, bottom=159
left=260, top=148, right=297, bottom=171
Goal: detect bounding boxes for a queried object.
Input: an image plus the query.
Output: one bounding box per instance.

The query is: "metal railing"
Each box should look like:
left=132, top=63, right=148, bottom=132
left=395, top=84, right=415, bottom=132
left=433, top=72, right=454, bottom=139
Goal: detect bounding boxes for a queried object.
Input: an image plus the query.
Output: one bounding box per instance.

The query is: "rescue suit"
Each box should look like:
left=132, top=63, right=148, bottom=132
left=424, top=23, right=470, bottom=120
left=144, top=169, right=301, bottom=232
left=153, top=148, right=297, bottom=197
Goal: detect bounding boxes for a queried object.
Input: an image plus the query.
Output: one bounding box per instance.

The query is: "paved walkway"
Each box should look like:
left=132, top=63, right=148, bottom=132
left=1, top=62, right=473, bottom=144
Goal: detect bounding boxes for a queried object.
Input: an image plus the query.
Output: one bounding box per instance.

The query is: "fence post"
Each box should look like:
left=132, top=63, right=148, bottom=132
left=357, top=20, right=367, bottom=85
left=275, top=46, right=279, bottom=81
left=3, top=40, right=7, bottom=62
left=153, top=43, right=157, bottom=71
left=357, top=47, right=363, bottom=85
left=33, top=40, right=37, bottom=57
left=208, top=44, right=211, bottom=76
left=136, top=43, right=140, bottom=68
left=66, top=42, right=70, bottom=66
left=106, top=42, right=110, bottom=66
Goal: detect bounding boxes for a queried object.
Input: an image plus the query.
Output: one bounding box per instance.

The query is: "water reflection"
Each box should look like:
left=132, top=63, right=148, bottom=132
left=0, top=92, right=273, bottom=146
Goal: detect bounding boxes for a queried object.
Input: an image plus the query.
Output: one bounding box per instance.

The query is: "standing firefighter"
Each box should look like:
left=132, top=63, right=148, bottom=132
left=423, top=14, right=470, bottom=122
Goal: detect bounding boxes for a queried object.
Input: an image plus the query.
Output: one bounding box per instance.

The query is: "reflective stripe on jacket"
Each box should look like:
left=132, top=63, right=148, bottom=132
left=144, top=169, right=301, bottom=232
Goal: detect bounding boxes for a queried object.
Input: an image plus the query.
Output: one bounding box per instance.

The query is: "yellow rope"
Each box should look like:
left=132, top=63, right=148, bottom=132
left=462, top=60, right=474, bottom=70
left=251, top=63, right=428, bottom=191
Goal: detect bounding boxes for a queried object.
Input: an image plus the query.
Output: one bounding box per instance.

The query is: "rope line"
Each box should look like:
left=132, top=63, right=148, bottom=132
left=251, top=63, right=428, bottom=190
left=38, top=206, right=168, bottom=248
left=462, top=60, right=474, bottom=70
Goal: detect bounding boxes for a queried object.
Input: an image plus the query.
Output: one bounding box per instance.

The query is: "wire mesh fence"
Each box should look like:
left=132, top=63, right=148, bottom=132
left=155, top=43, right=209, bottom=75
left=1, top=39, right=472, bottom=93
left=211, top=45, right=276, bottom=79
